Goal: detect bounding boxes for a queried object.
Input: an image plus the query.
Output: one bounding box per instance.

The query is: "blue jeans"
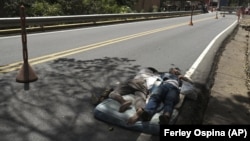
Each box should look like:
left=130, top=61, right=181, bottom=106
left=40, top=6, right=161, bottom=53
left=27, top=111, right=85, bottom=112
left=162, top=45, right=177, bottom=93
left=144, top=82, right=180, bottom=117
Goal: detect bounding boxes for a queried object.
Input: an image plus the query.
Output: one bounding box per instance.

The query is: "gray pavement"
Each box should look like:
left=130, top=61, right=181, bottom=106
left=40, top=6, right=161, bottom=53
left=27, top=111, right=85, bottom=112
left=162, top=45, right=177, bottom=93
left=0, top=58, right=161, bottom=141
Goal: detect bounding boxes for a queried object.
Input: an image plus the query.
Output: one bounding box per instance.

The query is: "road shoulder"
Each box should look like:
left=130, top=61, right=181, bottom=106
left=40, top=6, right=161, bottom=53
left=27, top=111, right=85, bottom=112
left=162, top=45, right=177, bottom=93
left=202, top=21, right=250, bottom=124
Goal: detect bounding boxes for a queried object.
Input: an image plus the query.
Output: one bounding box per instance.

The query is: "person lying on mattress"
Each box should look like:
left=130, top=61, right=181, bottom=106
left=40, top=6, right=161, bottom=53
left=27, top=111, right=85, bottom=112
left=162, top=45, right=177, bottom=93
left=108, top=67, right=162, bottom=112
left=127, top=67, right=193, bottom=125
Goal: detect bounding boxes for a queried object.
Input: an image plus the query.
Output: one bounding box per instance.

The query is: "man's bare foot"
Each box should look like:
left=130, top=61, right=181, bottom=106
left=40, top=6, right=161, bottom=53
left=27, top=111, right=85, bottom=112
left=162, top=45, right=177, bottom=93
left=119, top=100, right=132, bottom=112
left=127, top=108, right=144, bottom=125
left=127, top=113, right=140, bottom=125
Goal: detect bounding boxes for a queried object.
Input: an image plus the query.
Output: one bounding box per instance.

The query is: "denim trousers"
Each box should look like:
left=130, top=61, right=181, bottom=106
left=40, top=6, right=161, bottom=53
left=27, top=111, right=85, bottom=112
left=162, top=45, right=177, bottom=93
left=144, top=82, right=180, bottom=117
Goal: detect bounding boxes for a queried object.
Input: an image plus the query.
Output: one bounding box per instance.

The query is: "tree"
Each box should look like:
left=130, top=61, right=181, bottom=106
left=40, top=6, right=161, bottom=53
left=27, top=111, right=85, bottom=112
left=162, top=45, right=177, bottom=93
left=30, top=0, right=63, bottom=16
left=2, top=1, right=20, bottom=17
left=82, top=0, right=130, bottom=14
left=0, top=0, right=5, bottom=17
left=0, top=0, right=139, bottom=17
left=116, top=0, right=136, bottom=7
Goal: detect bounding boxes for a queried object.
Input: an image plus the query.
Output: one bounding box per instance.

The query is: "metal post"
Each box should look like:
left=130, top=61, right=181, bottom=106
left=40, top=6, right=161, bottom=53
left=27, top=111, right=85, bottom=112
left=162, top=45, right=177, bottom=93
left=16, top=5, right=38, bottom=84
left=189, top=5, right=194, bottom=26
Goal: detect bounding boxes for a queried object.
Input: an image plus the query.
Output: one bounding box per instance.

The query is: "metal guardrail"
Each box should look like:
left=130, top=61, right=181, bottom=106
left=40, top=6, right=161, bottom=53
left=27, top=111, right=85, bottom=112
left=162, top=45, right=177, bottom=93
left=0, top=11, right=202, bottom=29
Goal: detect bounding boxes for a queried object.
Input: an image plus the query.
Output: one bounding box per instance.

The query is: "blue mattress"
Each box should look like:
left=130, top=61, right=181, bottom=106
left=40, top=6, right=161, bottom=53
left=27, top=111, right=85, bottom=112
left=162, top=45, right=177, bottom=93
left=93, top=81, right=194, bottom=135
left=93, top=95, right=179, bottom=135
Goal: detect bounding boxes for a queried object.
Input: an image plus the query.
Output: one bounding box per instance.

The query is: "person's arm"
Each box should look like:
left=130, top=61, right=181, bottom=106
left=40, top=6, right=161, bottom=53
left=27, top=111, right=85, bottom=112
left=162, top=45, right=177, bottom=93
left=178, top=75, right=193, bottom=84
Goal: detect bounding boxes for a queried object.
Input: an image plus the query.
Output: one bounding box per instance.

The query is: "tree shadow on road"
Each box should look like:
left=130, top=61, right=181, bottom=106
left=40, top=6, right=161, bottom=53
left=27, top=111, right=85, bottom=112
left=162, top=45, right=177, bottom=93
left=0, top=57, right=158, bottom=141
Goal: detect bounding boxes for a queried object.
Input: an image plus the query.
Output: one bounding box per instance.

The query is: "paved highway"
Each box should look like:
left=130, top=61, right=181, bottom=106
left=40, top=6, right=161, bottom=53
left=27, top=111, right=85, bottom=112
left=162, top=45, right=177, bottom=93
left=0, top=12, right=239, bottom=141
left=0, top=12, right=237, bottom=74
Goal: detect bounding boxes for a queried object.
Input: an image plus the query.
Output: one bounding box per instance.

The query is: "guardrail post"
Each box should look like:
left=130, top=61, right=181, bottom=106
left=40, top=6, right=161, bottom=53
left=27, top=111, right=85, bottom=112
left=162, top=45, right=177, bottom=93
left=189, top=6, right=194, bottom=26
left=16, top=5, right=38, bottom=86
left=223, top=9, right=225, bottom=17
left=215, top=11, right=218, bottom=19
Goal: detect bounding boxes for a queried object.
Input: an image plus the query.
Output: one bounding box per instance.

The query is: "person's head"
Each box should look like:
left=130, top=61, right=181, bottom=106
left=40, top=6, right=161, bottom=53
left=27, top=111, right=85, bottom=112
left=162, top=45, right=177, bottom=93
left=169, top=67, right=181, bottom=75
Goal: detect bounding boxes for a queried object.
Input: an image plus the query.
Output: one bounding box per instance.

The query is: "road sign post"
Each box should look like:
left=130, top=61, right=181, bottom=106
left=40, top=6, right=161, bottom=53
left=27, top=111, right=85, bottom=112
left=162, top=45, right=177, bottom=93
left=16, top=5, right=38, bottom=83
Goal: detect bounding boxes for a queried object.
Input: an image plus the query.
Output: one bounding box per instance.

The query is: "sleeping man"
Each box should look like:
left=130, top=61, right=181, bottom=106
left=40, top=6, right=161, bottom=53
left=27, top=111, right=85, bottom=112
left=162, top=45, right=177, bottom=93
left=108, top=67, right=162, bottom=112
left=127, top=67, right=193, bottom=125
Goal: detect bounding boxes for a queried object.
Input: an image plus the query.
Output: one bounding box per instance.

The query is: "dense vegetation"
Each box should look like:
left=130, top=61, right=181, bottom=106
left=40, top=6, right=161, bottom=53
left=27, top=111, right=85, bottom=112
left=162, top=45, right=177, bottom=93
left=0, top=0, right=136, bottom=17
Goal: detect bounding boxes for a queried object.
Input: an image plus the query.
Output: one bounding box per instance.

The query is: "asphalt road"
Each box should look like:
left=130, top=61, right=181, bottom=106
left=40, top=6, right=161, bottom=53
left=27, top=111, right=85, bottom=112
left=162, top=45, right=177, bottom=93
left=0, top=12, right=239, bottom=141
left=1, top=12, right=237, bottom=73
